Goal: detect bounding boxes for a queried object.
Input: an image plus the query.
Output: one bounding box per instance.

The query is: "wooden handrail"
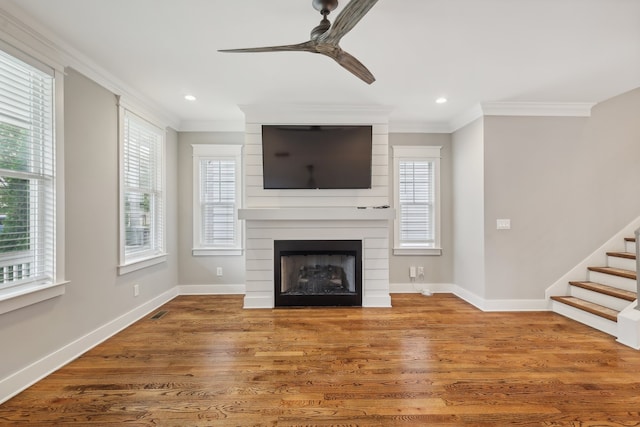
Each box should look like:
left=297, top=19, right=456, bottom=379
left=636, top=227, right=640, bottom=309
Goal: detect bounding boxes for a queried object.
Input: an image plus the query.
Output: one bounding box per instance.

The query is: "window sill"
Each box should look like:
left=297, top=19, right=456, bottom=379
left=192, top=248, right=243, bottom=257
left=393, top=247, right=442, bottom=256
left=118, top=253, right=167, bottom=275
left=0, top=281, right=68, bottom=315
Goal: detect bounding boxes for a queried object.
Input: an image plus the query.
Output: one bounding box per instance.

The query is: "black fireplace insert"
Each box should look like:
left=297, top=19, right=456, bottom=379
left=274, top=240, right=362, bottom=307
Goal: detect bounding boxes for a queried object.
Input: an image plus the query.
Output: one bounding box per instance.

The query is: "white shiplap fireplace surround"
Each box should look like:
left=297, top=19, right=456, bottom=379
left=238, top=105, right=395, bottom=309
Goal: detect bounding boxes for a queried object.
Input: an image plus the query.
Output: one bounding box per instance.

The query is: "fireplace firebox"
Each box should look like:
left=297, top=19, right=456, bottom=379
left=274, top=240, right=362, bottom=307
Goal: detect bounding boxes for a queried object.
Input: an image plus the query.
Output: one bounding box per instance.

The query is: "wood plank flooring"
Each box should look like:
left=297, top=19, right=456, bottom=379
left=2, top=293, right=640, bottom=426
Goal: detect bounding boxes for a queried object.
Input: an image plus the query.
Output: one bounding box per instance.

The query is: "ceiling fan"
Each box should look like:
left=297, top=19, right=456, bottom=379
left=219, top=0, right=379, bottom=84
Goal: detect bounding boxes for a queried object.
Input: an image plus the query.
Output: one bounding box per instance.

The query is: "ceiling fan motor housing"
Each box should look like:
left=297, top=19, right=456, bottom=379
left=312, top=0, right=338, bottom=15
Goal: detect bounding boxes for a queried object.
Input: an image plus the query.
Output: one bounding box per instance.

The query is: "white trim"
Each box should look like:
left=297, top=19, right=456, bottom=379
left=0, top=2, right=180, bottom=130
left=192, top=248, right=243, bottom=256
left=0, top=7, right=65, bottom=72
left=392, top=146, right=442, bottom=254
left=0, top=44, right=66, bottom=315
left=389, top=121, right=452, bottom=134
left=449, top=104, right=484, bottom=133
left=118, top=253, right=167, bottom=276
left=393, top=248, right=442, bottom=256
left=0, top=287, right=178, bottom=404
left=238, top=207, right=396, bottom=221
left=545, top=215, right=640, bottom=299
left=239, top=104, right=393, bottom=125
left=118, top=104, right=167, bottom=271
left=180, top=120, right=245, bottom=133
left=192, top=144, right=243, bottom=253
left=117, top=97, right=168, bottom=132
left=481, top=102, right=595, bottom=117
left=617, top=301, right=640, bottom=350
left=178, top=284, right=246, bottom=295
left=0, top=281, right=67, bottom=315
left=390, top=282, right=455, bottom=294
left=363, top=292, right=392, bottom=307
left=0, top=282, right=567, bottom=404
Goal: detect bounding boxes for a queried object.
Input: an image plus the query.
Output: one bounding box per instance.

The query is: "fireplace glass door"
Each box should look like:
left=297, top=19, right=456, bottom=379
left=274, top=240, right=362, bottom=307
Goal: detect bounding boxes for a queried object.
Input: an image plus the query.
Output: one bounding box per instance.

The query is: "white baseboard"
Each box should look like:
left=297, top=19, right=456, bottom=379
left=391, top=282, right=549, bottom=312
left=390, top=282, right=455, bottom=294
left=0, top=287, right=178, bottom=404
left=0, top=280, right=558, bottom=404
left=617, top=301, right=640, bottom=350
left=363, top=292, right=392, bottom=307
left=178, top=284, right=245, bottom=295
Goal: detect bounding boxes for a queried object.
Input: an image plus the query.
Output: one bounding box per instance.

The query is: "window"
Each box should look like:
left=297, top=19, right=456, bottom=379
left=392, top=146, right=442, bottom=255
left=0, top=45, right=65, bottom=313
left=192, top=144, right=242, bottom=256
left=118, top=103, right=166, bottom=274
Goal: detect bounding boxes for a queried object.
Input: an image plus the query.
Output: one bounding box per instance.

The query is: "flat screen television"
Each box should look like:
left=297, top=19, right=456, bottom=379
left=261, top=125, right=372, bottom=189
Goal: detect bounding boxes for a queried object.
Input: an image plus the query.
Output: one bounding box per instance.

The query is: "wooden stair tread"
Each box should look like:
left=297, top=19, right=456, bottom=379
left=568, top=281, right=637, bottom=301
left=606, top=251, right=636, bottom=260
left=625, top=237, right=636, bottom=242
left=551, top=296, right=618, bottom=322
left=587, top=266, right=636, bottom=280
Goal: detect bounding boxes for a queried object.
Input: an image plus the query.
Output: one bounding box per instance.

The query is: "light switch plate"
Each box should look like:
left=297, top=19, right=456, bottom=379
left=497, top=219, right=511, bottom=230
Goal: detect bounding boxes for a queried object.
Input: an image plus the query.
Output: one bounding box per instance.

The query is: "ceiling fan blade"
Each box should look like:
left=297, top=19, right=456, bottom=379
left=323, top=47, right=375, bottom=84
left=219, top=41, right=313, bottom=54
left=321, top=0, right=379, bottom=44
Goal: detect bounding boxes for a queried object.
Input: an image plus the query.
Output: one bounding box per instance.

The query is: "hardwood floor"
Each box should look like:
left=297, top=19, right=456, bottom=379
left=2, top=293, right=640, bottom=426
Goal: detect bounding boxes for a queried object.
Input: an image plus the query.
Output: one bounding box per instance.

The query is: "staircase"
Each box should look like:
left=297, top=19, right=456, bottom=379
left=551, top=237, right=637, bottom=336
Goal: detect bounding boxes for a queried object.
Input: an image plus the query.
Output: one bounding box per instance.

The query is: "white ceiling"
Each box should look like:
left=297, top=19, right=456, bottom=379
left=3, top=0, right=640, bottom=131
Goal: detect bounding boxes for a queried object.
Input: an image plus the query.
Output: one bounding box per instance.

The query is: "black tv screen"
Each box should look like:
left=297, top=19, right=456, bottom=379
left=261, top=125, right=372, bottom=189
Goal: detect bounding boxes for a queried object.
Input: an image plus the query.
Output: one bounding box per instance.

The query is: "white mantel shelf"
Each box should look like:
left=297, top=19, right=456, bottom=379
left=238, top=207, right=396, bottom=222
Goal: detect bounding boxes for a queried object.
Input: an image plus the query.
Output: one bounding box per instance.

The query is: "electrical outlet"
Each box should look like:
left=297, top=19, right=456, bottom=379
left=133, top=284, right=139, bottom=297
left=409, top=266, right=416, bottom=278
left=417, top=266, right=424, bottom=277
left=216, top=267, right=223, bottom=277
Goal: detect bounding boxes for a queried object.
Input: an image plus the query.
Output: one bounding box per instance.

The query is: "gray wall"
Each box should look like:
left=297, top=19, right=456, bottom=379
left=0, top=68, right=179, bottom=380
left=175, top=131, right=456, bottom=288
left=452, top=119, right=486, bottom=297
left=177, top=132, right=245, bottom=288
left=483, top=88, right=640, bottom=300
left=388, top=133, right=454, bottom=285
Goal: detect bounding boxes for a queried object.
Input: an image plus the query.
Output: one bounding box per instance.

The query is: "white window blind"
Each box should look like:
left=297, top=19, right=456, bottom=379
left=192, top=144, right=242, bottom=256
left=122, top=110, right=165, bottom=264
left=0, top=48, right=55, bottom=290
left=200, top=159, right=236, bottom=246
left=398, top=160, right=434, bottom=246
left=392, top=145, right=441, bottom=256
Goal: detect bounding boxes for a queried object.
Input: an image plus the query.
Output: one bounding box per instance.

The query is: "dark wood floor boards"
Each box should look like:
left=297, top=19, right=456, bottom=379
left=1, top=293, right=640, bottom=426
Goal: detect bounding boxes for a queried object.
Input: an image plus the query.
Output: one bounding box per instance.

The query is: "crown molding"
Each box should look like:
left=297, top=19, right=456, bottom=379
left=388, top=121, right=452, bottom=134
left=481, top=101, right=595, bottom=117
left=0, top=2, right=181, bottom=130
left=179, top=120, right=246, bottom=133
left=449, top=104, right=484, bottom=133
left=239, top=104, right=394, bottom=125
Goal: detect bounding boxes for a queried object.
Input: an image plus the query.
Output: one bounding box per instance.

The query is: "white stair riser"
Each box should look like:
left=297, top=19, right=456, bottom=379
left=588, top=271, right=637, bottom=292
left=569, top=286, right=631, bottom=312
left=551, top=300, right=618, bottom=336
left=607, top=255, right=637, bottom=271
left=625, top=241, right=637, bottom=253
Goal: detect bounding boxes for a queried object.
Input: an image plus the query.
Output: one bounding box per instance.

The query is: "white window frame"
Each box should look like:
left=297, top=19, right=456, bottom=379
left=0, top=41, right=67, bottom=315
left=392, top=145, right=442, bottom=256
left=118, top=99, right=167, bottom=275
left=192, top=144, right=243, bottom=256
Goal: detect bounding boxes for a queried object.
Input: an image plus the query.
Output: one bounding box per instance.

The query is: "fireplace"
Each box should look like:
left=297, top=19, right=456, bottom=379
left=274, top=240, right=362, bottom=307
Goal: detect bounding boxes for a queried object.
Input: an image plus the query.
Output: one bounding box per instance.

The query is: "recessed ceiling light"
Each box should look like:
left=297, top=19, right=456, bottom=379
left=436, top=97, right=447, bottom=104
left=184, top=94, right=197, bottom=101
